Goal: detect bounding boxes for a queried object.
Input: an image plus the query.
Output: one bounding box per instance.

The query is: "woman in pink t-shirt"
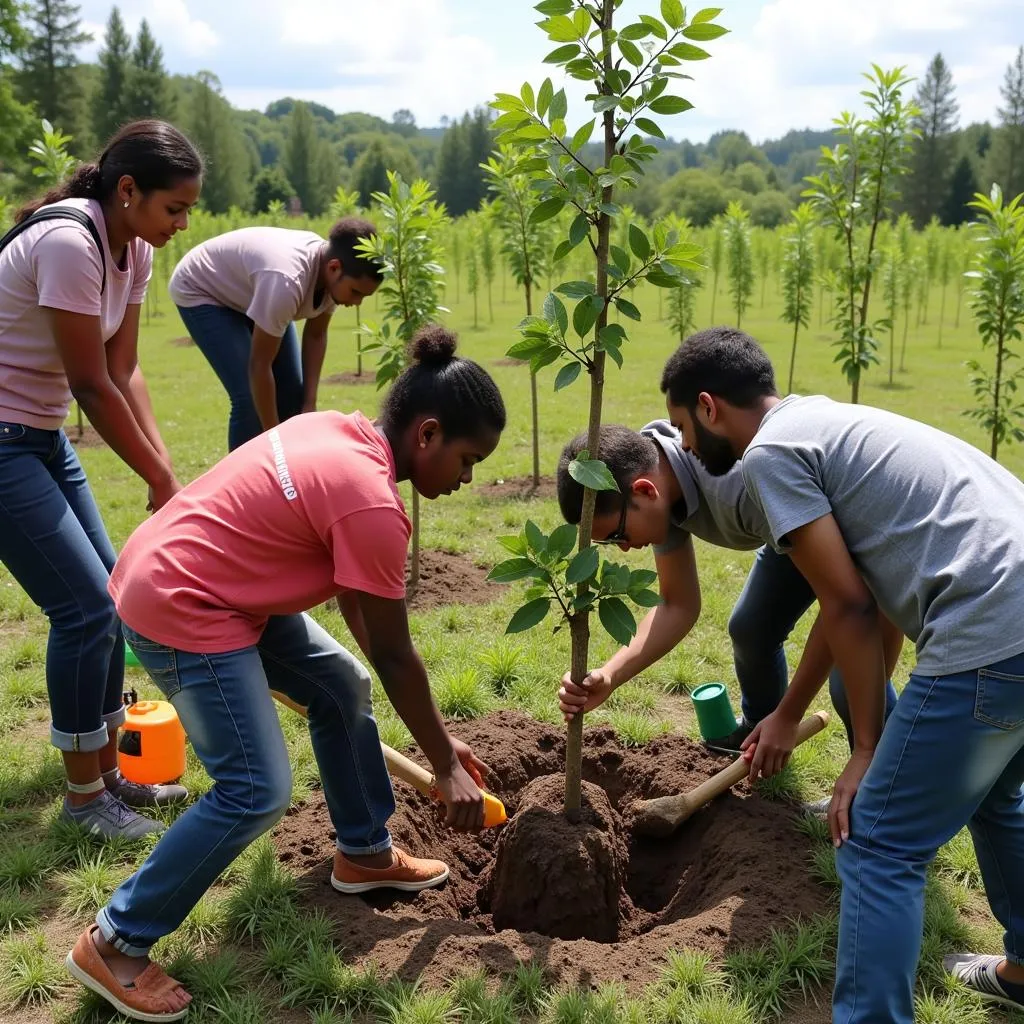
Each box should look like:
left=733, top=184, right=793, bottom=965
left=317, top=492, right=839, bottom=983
left=68, top=327, right=506, bottom=1021
left=0, top=121, right=202, bottom=841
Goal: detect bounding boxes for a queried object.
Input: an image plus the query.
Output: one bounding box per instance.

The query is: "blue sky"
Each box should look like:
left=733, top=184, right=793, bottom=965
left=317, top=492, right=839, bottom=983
left=76, top=0, right=1022, bottom=142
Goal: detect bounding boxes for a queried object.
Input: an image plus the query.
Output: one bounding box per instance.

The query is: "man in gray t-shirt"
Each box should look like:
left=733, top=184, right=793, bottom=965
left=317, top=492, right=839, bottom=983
left=660, top=326, right=1024, bottom=1024
left=554, top=421, right=899, bottom=759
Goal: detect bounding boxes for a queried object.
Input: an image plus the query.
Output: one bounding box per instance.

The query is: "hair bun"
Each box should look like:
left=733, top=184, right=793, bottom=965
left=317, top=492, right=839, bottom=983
left=410, top=324, right=457, bottom=365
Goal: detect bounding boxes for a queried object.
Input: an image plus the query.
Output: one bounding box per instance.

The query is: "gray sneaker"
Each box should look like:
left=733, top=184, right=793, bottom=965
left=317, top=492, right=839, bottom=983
left=106, top=772, right=188, bottom=808
left=61, top=791, right=165, bottom=840
left=944, top=953, right=1024, bottom=1011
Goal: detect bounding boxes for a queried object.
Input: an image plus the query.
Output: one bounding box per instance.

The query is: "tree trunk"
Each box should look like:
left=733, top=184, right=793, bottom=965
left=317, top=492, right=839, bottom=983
left=889, top=322, right=895, bottom=386
left=565, top=0, right=614, bottom=822
left=710, top=271, right=718, bottom=322
left=992, top=335, right=1005, bottom=461
left=788, top=320, right=799, bottom=394
left=938, top=284, right=947, bottom=348
left=900, top=314, right=909, bottom=372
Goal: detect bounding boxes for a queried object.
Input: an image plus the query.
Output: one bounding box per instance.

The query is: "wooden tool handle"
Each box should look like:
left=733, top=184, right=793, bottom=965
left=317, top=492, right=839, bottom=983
left=684, top=709, right=830, bottom=810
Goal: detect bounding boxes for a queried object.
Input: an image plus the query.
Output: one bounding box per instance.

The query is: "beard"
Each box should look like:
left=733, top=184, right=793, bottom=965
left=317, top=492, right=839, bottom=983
left=692, top=417, right=737, bottom=476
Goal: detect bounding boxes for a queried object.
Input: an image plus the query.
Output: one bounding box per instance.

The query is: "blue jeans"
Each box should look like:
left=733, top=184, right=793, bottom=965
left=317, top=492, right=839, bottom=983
left=0, top=423, right=125, bottom=751
left=834, top=652, right=1024, bottom=1023
left=177, top=304, right=303, bottom=451
left=729, top=545, right=898, bottom=743
left=98, top=614, right=395, bottom=955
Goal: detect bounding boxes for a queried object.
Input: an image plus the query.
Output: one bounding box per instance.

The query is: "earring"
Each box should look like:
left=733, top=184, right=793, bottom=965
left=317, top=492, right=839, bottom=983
left=123, top=201, right=129, bottom=209
left=420, top=442, right=426, bottom=449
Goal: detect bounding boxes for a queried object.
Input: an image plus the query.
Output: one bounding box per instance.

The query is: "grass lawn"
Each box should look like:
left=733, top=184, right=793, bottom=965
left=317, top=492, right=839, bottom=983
left=1, top=261, right=1022, bottom=1023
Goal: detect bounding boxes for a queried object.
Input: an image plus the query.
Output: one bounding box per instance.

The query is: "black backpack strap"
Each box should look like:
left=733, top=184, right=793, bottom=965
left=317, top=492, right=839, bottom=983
left=0, top=208, right=107, bottom=295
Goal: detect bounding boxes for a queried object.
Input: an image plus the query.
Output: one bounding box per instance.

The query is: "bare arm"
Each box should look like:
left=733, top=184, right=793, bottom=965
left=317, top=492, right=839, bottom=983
left=48, top=308, right=177, bottom=504
left=358, top=592, right=484, bottom=831
left=336, top=591, right=372, bottom=662
left=300, top=311, right=332, bottom=412
left=249, top=325, right=284, bottom=432
left=105, top=303, right=171, bottom=464
left=559, top=538, right=701, bottom=718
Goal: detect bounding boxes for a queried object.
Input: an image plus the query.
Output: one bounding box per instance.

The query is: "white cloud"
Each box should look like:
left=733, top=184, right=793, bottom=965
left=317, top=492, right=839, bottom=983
left=82, top=0, right=218, bottom=59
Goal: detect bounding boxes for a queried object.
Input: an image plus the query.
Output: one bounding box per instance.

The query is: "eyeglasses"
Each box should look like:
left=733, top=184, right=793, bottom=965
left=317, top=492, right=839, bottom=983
left=594, top=493, right=629, bottom=545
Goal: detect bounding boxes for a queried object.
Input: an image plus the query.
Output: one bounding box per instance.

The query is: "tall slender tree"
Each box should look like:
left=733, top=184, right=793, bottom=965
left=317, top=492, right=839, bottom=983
left=93, top=6, right=131, bottom=144
left=906, top=53, right=959, bottom=227
left=284, top=101, right=335, bottom=216
left=724, top=200, right=754, bottom=328
left=187, top=71, right=250, bottom=213
left=990, top=47, right=1024, bottom=202
left=17, top=0, right=92, bottom=143
left=128, top=19, right=172, bottom=121
left=0, top=0, right=34, bottom=169
left=780, top=204, right=815, bottom=393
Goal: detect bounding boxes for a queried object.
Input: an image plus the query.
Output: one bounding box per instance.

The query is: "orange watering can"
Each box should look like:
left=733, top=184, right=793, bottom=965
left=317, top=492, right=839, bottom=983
left=118, top=691, right=186, bottom=785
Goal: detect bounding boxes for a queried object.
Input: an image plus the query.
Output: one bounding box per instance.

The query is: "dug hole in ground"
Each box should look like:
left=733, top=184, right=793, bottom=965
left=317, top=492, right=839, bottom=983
left=273, top=710, right=829, bottom=991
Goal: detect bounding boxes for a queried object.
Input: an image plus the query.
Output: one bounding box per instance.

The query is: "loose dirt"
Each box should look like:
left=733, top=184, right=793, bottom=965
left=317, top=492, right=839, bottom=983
left=324, top=371, right=376, bottom=386
left=273, top=710, right=830, bottom=991
left=67, top=425, right=106, bottom=449
left=406, top=550, right=501, bottom=612
left=480, top=475, right=557, bottom=501
left=170, top=335, right=195, bottom=347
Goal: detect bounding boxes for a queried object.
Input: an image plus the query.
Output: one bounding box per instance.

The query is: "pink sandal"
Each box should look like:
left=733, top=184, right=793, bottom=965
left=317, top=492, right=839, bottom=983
left=65, top=925, right=190, bottom=1022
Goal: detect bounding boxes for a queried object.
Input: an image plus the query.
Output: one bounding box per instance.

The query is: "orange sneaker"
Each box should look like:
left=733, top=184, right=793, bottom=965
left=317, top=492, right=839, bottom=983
left=330, top=846, right=450, bottom=894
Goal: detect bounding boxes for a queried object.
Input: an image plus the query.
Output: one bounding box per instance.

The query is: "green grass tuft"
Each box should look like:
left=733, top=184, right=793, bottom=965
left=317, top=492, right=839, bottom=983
left=434, top=668, right=492, bottom=720
left=58, top=851, right=123, bottom=917
left=0, top=931, right=66, bottom=1007
left=222, top=839, right=297, bottom=940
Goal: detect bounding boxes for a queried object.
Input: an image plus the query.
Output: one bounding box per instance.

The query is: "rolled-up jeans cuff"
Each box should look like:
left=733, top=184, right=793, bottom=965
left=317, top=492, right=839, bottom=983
left=336, top=835, right=393, bottom=857
left=50, top=720, right=108, bottom=753
left=102, top=705, right=126, bottom=730
left=95, top=908, right=151, bottom=958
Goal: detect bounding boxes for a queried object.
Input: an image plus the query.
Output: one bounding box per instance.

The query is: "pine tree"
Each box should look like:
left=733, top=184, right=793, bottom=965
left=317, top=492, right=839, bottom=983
left=990, top=47, right=1024, bottom=201
left=187, top=71, right=249, bottom=213
left=17, top=0, right=92, bottom=142
left=93, top=6, right=131, bottom=144
left=943, top=154, right=979, bottom=226
left=906, top=53, right=959, bottom=227
left=0, top=0, right=35, bottom=169
left=284, top=101, right=334, bottom=215
left=128, top=19, right=171, bottom=121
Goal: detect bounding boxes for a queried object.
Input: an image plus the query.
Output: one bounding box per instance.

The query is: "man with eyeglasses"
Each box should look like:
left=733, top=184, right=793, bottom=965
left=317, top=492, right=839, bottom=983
left=554, top=421, right=900, bottom=779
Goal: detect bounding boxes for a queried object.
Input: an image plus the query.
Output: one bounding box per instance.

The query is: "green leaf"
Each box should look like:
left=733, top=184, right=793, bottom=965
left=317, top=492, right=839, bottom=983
left=629, top=569, right=658, bottom=589
left=619, top=39, right=644, bottom=66
left=505, top=598, right=552, bottom=634
left=628, top=223, right=651, bottom=261
left=535, top=0, right=573, bottom=13
left=639, top=13, right=668, bottom=38
left=635, top=116, right=666, bottom=139
left=599, top=597, right=637, bottom=646
left=669, top=42, right=711, bottom=60
left=550, top=89, right=568, bottom=122
left=572, top=591, right=597, bottom=613
left=537, top=78, right=553, bottom=118
left=506, top=335, right=552, bottom=359
left=569, top=212, right=590, bottom=247
left=552, top=238, right=577, bottom=263
left=604, top=342, right=623, bottom=369
left=524, top=520, right=546, bottom=555
left=554, top=361, right=582, bottom=391
left=548, top=523, right=579, bottom=560
left=648, top=95, right=695, bottom=115
left=531, top=197, right=566, bottom=224
left=692, top=6, right=724, bottom=22
left=566, top=545, right=600, bottom=585
left=610, top=245, right=631, bottom=275
left=573, top=296, right=600, bottom=338
left=646, top=270, right=684, bottom=288
left=556, top=280, right=596, bottom=299
left=593, top=95, right=619, bottom=113
left=570, top=120, right=595, bottom=151
left=544, top=43, right=581, bottom=63
left=530, top=345, right=562, bottom=374
left=568, top=457, right=619, bottom=492
left=601, top=562, right=632, bottom=594
left=683, top=22, right=728, bottom=40
left=520, top=82, right=535, bottom=110
left=487, top=558, right=542, bottom=583
left=630, top=588, right=662, bottom=608
left=660, top=0, right=684, bottom=29
left=619, top=22, right=652, bottom=40
left=598, top=323, right=626, bottom=346
left=497, top=534, right=528, bottom=556
left=542, top=14, right=578, bottom=42
left=615, top=297, right=642, bottom=321
left=543, top=291, right=569, bottom=335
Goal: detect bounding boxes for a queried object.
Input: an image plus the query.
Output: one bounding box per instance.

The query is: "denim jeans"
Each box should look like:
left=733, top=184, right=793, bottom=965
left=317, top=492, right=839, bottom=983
left=729, top=545, right=898, bottom=743
left=834, top=652, right=1024, bottom=1023
left=177, top=304, right=303, bottom=451
left=98, top=613, right=395, bottom=955
left=0, top=422, right=125, bottom=751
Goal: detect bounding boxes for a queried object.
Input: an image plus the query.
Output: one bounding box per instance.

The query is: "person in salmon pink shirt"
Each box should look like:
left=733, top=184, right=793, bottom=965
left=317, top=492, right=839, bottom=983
left=168, top=217, right=382, bottom=452
left=66, top=325, right=506, bottom=1022
left=0, top=121, right=202, bottom=842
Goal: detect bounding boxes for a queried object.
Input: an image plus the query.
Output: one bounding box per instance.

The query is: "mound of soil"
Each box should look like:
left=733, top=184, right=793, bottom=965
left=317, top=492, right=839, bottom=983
left=325, top=371, right=376, bottom=386
left=272, top=711, right=830, bottom=991
left=488, top=776, right=626, bottom=942
left=67, top=425, right=106, bottom=449
left=481, top=475, right=557, bottom=501
left=406, top=550, right=501, bottom=612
